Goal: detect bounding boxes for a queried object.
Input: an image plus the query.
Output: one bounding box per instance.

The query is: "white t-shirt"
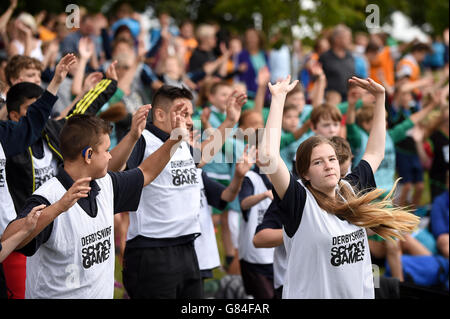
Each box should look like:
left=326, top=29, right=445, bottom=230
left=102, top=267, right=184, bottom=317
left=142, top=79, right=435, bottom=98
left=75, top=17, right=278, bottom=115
left=127, top=129, right=201, bottom=240
left=276, top=162, right=377, bottom=299
left=26, top=175, right=115, bottom=299
left=238, top=170, right=274, bottom=264
left=32, top=142, right=58, bottom=190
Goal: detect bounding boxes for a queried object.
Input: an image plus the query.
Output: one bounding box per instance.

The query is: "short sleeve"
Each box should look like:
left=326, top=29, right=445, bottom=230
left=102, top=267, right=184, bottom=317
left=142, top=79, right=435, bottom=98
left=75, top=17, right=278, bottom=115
left=255, top=201, right=283, bottom=234
left=202, top=171, right=227, bottom=210
left=108, top=168, right=144, bottom=214
left=238, top=177, right=255, bottom=221
left=344, top=159, right=376, bottom=193
left=272, top=174, right=307, bottom=238
left=126, top=136, right=146, bottom=170
left=15, top=195, right=53, bottom=257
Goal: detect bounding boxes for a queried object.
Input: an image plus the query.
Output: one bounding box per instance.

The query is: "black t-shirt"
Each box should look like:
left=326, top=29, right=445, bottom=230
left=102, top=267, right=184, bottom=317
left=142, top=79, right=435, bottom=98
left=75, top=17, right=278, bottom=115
left=16, top=168, right=144, bottom=256
left=188, top=48, right=217, bottom=74
left=273, top=159, right=376, bottom=238
left=255, top=200, right=283, bottom=234
left=319, top=49, right=355, bottom=101
left=202, top=170, right=227, bottom=211
left=427, top=129, right=450, bottom=190
left=238, top=169, right=273, bottom=221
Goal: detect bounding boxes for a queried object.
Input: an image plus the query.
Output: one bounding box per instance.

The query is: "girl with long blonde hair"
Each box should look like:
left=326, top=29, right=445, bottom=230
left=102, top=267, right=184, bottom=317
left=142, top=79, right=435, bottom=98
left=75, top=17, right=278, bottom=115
left=258, top=75, right=419, bottom=299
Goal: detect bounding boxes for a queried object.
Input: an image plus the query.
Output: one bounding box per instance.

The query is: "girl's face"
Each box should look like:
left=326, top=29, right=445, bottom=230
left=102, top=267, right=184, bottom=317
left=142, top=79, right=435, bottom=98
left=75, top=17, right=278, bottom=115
left=303, top=143, right=340, bottom=196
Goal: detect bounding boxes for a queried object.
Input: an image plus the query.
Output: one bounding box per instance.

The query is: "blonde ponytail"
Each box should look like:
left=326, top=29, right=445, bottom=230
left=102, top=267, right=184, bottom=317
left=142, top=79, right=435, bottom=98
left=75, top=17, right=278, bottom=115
left=305, top=178, right=420, bottom=241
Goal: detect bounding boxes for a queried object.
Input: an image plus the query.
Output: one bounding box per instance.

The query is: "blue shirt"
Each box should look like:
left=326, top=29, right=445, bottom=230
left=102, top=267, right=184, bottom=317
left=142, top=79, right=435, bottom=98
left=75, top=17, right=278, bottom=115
left=431, top=191, right=449, bottom=239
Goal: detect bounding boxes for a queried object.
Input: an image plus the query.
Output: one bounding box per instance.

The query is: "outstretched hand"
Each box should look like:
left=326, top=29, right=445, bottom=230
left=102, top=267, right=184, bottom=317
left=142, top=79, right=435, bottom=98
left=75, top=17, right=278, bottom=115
left=23, top=204, right=46, bottom=234
left=235, top=144, right=256, bottom=177
left=268, top=75, right=299, bottom=97
left=105, top=60, right=118, bottom=81
left=348, top=76, right=385, bottom=96
left=130, top=104, right=151, bottom=140
left=56, top=177, right=91, bottom=213
left=53, top=53, right=78, bottom=84
left=78, top=37, right=94, bottom=60
left=170, top=102, right=190, bottom=142
left=225, top=90, right=247, bottom=124
left=82, top=72, right=103, bottom=94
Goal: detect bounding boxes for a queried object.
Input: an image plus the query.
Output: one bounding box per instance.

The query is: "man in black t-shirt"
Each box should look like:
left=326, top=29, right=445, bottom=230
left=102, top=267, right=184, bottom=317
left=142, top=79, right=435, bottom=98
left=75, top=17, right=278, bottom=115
left=319, top=24, right=355, bottom=101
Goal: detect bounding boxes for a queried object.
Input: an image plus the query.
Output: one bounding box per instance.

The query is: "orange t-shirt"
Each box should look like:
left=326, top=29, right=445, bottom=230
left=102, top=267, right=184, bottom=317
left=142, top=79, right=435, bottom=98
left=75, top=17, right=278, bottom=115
left=370, top=47, right=395, bottom=87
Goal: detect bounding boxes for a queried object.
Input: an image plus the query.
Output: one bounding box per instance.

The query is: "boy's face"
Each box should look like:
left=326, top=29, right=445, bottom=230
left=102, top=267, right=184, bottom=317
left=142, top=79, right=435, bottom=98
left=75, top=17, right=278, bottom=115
left=13, top=68, right=41, bottom=86
left=166, top=98, right=193, bottom=132
left=285, top=92, right=305, bottom=114
left=9, top=97, right=37, bottom=122
left=339, top=158, right=352, bottom=178
left=282, top=109, right=300, bottom=133
left=89, top=133, right=112, bottom=179
left=312, top=118, right=341, bottom=138
left=209, top=86, right=232, bottom=112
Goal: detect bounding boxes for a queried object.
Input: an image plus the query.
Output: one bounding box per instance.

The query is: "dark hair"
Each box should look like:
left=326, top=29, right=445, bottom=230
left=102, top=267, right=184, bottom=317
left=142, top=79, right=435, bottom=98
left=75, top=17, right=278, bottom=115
left=365, top=41, right=380, bottom=54
left=60, top=115, right=112, bottom=161
left=6, top=82, right=44, bottom=114
left=4, top=55, right=43, bottom=86
left=411, top=42, right=432, bottom=54
left=330, top=136, right=352, bottom=165
left=151, top=85, right=193, bottom=115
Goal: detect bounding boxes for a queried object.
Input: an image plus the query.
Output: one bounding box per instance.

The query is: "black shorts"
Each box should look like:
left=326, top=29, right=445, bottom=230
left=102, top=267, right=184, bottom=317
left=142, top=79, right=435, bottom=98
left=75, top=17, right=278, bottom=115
left=122, top=241, right=202, bottom=299
left=239, top=259, right=274, bottom=299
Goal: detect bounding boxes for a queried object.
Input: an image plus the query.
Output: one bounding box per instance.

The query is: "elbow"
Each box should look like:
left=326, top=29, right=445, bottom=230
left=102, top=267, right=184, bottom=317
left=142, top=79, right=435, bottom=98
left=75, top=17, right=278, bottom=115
left=253, top=235, right=263, bottom=248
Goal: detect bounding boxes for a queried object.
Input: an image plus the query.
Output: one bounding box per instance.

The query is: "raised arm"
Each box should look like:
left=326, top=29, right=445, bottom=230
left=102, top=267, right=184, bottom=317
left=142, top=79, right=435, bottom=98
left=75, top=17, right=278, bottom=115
left=108, top=104, right=151, bottom=172
left=309, top=61, right=327, bottom=108
left=137, top=104, right=189, bottom=186
left=0, top=54, right=77, bottom=157
left=259, top=75, right=298, bottom=199
left=348, top=77, right=386, bottom=173
left=199, top=90, right=247, bottom=167
left=220, top=145, right=255, bottom=202
left=71, top=37, right=94, bottom=97
left=253, top=66, right=270, bottom=115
